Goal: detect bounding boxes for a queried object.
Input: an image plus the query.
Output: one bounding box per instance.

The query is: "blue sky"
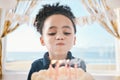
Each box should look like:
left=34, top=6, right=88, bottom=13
left=6, top=0, right=115, bottom=52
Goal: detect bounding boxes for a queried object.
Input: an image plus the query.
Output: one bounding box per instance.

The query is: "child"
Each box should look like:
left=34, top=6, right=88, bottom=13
left=27, top=2, right=86, bottom=80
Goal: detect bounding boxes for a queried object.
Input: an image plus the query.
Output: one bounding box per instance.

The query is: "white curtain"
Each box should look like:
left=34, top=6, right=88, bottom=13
left=81, top=0, right=120, bottom=77
left=0, top=0, right=40, bottom=79
left=81, top=0, right=120, bottom=39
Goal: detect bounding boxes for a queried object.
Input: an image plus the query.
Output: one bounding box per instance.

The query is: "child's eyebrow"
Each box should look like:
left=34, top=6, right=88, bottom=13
left=48, top=26, right=71, bottom=30
left=49, top=26, right=57, bottom=29
left=62, top=26, right=71, bottom=29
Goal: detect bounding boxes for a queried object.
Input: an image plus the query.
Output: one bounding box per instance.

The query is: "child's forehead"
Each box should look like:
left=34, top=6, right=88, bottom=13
left=43, top=15, right=74, bottom=30
left=45, top=14, right=72, bottom=22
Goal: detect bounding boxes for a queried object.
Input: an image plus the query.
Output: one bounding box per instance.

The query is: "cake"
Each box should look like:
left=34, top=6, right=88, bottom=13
left=31, top=60, right=94, bottom=80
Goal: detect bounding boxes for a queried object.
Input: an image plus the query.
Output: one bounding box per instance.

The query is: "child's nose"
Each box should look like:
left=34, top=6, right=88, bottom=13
left=56, top=33, right=65, bottom=40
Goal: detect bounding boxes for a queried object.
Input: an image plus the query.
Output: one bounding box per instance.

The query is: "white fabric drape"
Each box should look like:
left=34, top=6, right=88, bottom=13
left=81, top=0, right=120, bottom=39
left=0, top=0, right=40, bottom=79
left=81, top=0, right=120, bottom=77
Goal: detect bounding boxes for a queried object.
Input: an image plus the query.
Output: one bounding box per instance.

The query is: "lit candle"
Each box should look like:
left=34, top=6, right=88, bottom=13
left=48, top=64, right=52, bottom=79
left=55, top=61, right=59, bottom=80
left=66, top=60, right=71, bottom=80
left=74, top=64, right=78, bottom=80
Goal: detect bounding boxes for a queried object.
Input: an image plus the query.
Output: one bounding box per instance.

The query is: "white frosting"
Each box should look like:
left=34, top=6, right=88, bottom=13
left=31, top=66, right=94, bottom=80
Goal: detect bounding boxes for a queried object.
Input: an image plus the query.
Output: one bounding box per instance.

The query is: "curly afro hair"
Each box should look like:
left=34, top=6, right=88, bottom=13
left=34, top=2, right=76, bottom=35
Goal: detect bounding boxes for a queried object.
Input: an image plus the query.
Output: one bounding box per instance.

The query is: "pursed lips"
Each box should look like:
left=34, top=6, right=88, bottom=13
left=56, top=43, right=65, bottom=45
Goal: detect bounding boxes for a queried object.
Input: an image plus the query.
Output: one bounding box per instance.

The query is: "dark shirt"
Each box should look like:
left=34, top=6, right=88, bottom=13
left=27, top=51, right=86, bottom=80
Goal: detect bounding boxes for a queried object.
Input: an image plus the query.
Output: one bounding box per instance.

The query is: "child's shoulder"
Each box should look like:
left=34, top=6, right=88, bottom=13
left=32, top=58, right=44, bottom=66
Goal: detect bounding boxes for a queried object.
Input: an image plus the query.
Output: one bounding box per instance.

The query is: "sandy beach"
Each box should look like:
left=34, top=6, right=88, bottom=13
left=5, top=61, right=33, bottom=71
left=5, top=60, right=116, bottom=72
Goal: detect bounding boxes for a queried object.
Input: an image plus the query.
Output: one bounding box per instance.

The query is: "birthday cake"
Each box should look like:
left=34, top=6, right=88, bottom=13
left=31, top=59, right=94, bottom=80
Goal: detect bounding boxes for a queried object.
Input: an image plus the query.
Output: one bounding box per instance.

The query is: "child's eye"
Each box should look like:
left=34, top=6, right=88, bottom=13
left=64, top=32, right=71, bottom=35
left=48, top=33, right=56, bottom=36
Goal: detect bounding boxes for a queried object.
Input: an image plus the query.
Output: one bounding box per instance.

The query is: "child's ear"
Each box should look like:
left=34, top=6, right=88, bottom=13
left=40, top=36, right=45, bottom=46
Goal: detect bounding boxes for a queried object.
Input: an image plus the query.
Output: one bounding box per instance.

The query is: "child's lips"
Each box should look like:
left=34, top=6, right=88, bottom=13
left=56, top=43, right=65, bottom=45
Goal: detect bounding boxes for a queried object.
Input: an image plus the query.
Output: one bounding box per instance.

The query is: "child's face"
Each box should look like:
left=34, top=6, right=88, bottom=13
left=40, top=14, right=76, bottom=58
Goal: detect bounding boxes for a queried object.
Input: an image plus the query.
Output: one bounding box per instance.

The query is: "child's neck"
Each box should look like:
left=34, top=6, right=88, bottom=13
left=49, top=54, right=67, bottom=60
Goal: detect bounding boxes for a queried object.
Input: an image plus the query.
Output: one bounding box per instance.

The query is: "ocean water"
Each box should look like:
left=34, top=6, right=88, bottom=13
left=6, top=47, right=115, bottom=64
